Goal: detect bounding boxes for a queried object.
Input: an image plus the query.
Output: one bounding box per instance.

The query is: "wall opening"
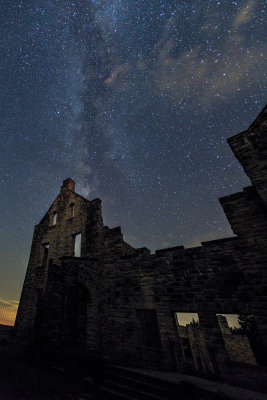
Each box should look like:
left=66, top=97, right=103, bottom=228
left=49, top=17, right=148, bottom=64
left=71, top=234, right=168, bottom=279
left=41, top=243, right=49, bottom=267
left=65, top=285, right=88, bottom=346
left=73, top=233, right=81, bottom=257
left=69, top=203, right=75, bottom=218
left=176, top=312, right=199, bottom=326
left=52, top=212, right=57, bottom=225
left=136, top=309, right=161, bottom=348
left=175, top=312, right=212, bottom=374
left=216, top=313, right=265, bottom=365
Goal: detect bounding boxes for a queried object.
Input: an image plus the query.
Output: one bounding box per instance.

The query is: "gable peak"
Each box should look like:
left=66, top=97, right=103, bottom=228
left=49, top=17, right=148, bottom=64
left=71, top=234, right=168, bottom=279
left=61, top=178, right=75, bottom=192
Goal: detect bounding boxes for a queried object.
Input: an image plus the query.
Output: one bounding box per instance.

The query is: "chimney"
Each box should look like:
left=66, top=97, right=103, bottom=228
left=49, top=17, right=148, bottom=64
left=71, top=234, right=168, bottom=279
left=61, top=178, right=75, bottom=192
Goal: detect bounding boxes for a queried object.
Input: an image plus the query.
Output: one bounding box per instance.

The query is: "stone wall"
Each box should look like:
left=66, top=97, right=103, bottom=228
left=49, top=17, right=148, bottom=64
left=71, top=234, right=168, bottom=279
left=227, top=105, right=267, bottom=206
left=14, top=178, right=141, bottom=338
left=14, top=106, right=267, bottom=390
left=0, top=324, right=13, bottom=342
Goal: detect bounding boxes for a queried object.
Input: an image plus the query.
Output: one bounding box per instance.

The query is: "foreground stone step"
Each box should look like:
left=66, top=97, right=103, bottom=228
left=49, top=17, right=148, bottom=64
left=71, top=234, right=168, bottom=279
left=99, top=378, right=168, bottom=400
left=98, top=366, right=233, bottom=400
left=90, top=384, right=141, bottom=400
left=101, top=371, right=178, bottom=399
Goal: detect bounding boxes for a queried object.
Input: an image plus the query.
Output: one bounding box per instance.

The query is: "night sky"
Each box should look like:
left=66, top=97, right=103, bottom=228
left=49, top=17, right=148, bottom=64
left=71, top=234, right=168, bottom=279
left=0, top=0, right=266, bottom=324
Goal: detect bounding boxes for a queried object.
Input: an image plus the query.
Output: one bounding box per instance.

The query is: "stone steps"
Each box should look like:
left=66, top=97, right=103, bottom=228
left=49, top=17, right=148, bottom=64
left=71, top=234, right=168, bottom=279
left=99, top=368, right=179, bottom=399
left=96, top=378, right=171, bottom=400
left=85, top=366, right=228, bottom=400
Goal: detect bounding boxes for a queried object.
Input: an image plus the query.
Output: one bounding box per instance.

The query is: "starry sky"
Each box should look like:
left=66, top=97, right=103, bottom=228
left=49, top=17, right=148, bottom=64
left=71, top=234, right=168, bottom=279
left=0, top=0, right=266, bottom=324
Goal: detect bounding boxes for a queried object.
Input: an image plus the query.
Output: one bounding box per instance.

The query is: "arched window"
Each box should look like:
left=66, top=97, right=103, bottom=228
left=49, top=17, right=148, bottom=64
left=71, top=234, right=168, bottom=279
left=52, top=212, right=57, bottom=225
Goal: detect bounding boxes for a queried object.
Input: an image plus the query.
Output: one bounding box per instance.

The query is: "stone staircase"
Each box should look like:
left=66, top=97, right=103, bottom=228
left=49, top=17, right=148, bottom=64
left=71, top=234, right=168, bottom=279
left=85, top=366, right=229, bottom=400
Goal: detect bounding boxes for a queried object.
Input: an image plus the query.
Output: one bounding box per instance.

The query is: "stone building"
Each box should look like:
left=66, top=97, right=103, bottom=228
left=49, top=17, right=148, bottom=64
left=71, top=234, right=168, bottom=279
left=15, top=106, right=267, bottom=388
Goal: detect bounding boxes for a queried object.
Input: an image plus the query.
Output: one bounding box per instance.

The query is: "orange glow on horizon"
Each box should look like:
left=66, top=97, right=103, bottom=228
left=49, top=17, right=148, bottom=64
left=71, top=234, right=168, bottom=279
left=0, top=298, right=18, bottom=326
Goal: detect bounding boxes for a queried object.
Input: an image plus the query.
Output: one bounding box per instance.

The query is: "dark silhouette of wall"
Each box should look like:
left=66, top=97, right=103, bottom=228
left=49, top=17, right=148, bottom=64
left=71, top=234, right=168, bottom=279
left=14, top=106, right=267, bottom=390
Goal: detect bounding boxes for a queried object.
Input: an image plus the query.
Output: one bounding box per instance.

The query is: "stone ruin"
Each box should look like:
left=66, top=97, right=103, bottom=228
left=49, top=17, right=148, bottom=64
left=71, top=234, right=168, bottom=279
left=14, top=106, right=267, bottom=389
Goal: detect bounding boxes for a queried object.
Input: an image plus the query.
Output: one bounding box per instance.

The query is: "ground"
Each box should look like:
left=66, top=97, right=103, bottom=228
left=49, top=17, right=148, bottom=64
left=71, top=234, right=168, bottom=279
left=1, top=343, right=266, bottom=400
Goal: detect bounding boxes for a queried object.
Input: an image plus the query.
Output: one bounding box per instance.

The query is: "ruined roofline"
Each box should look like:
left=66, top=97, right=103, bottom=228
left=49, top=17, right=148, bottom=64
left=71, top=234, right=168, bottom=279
left=35, top=179, right=101, bottom=226
left=36, top=195, right=101, bottom=227
left=70, top=191, right=101, bottom=205
left=155, top=246, right=185, bottom=255
left=227, top=104, right=267, bottom=144
left=246, top=103, right=267, bottom=131
left=201, top=236, right=238, bottom=246
left=219, top=186, right=254, bottom=203
left=61, top=178, right=101, bottom=204
left=155, top=236, right=238, bottom=255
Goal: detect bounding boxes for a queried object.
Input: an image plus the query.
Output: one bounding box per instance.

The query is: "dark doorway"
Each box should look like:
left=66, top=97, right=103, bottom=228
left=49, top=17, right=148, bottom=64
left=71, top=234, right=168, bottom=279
left=65, top=285, right=88, bottom=347
left=136, top=309, right=161, bottom=348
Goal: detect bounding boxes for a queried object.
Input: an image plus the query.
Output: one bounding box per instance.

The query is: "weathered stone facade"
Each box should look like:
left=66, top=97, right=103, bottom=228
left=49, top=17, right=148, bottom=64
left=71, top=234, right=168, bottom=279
left=15, top=106, right=267, bottom=389
left=0, top=324, right=13, bottom=342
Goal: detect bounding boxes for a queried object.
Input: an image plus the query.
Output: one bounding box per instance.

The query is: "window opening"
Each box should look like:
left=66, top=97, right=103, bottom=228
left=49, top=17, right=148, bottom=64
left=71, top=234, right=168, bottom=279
left=52, top=212, right=57, bottom=225
left=42, top=243, right=49, bottom=266
left=136, top=309, right=161, bottom=348
left=176, top=312, right=199, bottom=326
left=70, top=203, right=75, bottom=218
left=216, top=313, right=264, bottom=365
left=73, top=233, right=81, bottom=257
left=175, top=313, right=200, bottom=367
left=175, top=312, right=212, bottom=373
left=65, top=285, right=88, bottom=345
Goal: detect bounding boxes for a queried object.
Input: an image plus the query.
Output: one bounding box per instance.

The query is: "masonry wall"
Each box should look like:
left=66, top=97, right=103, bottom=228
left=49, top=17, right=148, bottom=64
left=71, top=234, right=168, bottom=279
left=15, top=178, right=106, bottom=337
left=39, top=257, right=103, bottom=352
left=15, top=178, right=145, bottom=338
left=220, top=186, right=267, bottom=246
left=97, top=235, right=266, bottom=371
left=0, top=325, right=13, bottom=342
left=227, top=105, right=267, bottom=206
left=14, top=107, right=267, bottom=390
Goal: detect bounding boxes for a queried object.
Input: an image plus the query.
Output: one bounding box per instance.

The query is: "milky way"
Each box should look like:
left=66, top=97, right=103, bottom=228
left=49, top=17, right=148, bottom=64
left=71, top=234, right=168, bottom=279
left=0, top=0, right=266, bottom=304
